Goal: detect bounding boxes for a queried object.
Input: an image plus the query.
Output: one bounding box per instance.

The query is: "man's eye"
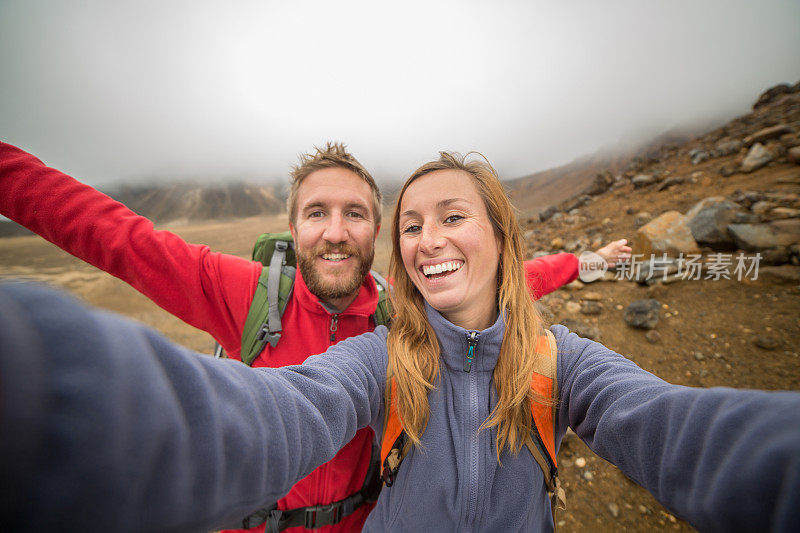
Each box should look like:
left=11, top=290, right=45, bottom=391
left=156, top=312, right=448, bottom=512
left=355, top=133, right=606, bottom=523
left=444, top=214, right=464, bottom=223
left=309, top=211, right=324, bottom=218
left=347, top=211, right=364, bottom=219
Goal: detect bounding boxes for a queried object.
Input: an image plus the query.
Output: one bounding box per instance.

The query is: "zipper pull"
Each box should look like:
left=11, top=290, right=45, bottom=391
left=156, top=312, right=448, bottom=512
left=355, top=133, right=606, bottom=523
left=330, top=314, right=339, bottom=343
left=463, top=331, right=480, bottom=372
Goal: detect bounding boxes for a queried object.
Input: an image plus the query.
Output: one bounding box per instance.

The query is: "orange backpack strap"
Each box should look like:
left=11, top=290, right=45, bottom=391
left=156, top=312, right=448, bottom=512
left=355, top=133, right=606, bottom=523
left=526, top=329, right=566, bottom=527
left=380, top=377, right=407, bottom=486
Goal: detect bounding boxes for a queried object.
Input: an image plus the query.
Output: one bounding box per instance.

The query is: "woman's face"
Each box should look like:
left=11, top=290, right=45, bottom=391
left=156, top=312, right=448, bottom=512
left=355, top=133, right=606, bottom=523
left=397, top=169, right=502, bottom=330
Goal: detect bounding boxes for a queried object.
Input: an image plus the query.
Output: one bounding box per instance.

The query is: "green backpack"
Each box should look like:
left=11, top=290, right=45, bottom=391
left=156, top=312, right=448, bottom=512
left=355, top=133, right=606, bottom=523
left=215, top=231, right=393, bottom=366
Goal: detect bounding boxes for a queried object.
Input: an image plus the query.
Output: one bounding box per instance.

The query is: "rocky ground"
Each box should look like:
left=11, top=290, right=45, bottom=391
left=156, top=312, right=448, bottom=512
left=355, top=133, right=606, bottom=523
left=0, top=82, right=798, bottom=532
left=522, top=81, right=800, bottom=531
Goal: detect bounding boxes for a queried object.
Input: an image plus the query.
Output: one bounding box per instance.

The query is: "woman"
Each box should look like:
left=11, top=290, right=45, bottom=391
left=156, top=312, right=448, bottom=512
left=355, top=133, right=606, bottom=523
left=230, top=151, right=798, bottom=532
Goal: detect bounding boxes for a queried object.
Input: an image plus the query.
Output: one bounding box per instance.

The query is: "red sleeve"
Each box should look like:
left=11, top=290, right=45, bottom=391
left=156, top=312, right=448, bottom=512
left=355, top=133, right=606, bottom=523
left=0, top=141, right=260, bottom=355
left=524, top=253, right=579, bottom=299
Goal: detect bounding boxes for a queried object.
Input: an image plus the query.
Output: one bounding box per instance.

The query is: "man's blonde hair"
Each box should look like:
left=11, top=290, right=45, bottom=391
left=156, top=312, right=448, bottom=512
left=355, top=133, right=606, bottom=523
left=288, top=142, right=382, bottom=226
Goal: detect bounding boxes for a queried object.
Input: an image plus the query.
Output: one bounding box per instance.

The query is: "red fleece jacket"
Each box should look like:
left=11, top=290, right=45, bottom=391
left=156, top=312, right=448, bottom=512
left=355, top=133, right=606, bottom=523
left=0, top=141, right=578, bottom=532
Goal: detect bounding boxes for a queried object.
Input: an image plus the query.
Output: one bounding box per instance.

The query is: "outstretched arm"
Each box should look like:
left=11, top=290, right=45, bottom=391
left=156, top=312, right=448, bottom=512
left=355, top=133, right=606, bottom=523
left=0, top=142, right=260, bottom=354
left=555, top=326, right=800, bottom=532
left=0, top=282, right=384, bottom=533
left=524, top=239, right=632, bottom=298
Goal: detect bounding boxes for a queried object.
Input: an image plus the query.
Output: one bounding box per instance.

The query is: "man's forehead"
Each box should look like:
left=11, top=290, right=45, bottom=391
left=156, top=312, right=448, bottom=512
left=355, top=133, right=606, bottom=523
left=296, top=168, right=375, bottom=209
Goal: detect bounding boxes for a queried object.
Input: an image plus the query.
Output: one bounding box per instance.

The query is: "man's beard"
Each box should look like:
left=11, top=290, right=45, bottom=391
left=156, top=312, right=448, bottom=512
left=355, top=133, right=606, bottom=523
left=297, top=242, right=375, bottom=301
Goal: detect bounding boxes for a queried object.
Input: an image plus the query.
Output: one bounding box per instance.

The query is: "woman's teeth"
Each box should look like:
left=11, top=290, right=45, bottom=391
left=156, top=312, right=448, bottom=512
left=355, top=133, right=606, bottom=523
left=423, top=261, right=462, bottom=278
left=322, top=253, right=349, bottom=261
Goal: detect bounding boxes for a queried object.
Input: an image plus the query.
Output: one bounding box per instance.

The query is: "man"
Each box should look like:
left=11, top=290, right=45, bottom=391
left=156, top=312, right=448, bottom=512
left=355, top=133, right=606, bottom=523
left=0, top=141, right=624, bottom=532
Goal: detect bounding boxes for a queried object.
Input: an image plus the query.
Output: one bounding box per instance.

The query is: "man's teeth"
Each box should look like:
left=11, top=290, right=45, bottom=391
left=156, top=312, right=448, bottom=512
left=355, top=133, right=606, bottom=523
left=322, top=253, right=350, bottom=261
left=423, top=261, right=463, bottom=277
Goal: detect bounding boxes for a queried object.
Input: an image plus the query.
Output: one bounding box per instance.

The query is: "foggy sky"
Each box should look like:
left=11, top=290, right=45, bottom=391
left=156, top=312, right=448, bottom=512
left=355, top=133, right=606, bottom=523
left=1, top=0, right=799, bottom=187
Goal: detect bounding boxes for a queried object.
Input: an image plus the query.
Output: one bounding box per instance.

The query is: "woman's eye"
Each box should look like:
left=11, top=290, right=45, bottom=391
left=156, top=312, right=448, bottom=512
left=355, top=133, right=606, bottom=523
left=402, top=224, right=421, bottom=234
left=444, top=214, right=464, bottom=224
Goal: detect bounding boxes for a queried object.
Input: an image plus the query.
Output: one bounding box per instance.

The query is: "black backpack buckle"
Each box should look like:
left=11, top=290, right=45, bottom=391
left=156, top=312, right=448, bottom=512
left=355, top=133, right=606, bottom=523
left=304, top=503, right=342, bottom=529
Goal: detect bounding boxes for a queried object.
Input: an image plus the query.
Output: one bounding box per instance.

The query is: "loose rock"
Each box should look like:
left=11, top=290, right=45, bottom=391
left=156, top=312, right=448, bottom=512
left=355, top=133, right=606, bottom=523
left=608, top=503, right=620, bottom=518
left=741, top=143, right=774, bottom=173
left=580, top=301, right=603, bottom=315
left=632, top=174, right=655, bottom=189
left=789, top=146, right=800, bottom=165
left=645, top=330, right=662, bottom=343
left=624, top=299, right=661, bottom=329
left=565, top=301, right=581, bottom=314
left=755, top=336, right=779, bottom=350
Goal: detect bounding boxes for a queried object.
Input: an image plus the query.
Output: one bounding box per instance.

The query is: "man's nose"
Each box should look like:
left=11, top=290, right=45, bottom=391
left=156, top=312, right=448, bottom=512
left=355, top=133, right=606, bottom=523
left=322, top=213, right=348, bottom=243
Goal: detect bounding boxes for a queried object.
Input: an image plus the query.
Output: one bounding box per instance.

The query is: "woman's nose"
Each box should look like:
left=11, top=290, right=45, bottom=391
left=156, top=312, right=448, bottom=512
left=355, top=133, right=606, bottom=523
left=419, top=225, right=444, bottom=254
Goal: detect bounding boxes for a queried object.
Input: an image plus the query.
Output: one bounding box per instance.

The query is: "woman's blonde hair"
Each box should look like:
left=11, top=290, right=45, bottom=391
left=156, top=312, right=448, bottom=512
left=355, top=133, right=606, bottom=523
left=387, top=151, right=549, bottom=459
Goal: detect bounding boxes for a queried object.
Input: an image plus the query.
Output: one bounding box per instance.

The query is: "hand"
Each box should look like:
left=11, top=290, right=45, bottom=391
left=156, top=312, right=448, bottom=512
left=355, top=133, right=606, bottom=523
left=594, top=238, right=632, bottom=268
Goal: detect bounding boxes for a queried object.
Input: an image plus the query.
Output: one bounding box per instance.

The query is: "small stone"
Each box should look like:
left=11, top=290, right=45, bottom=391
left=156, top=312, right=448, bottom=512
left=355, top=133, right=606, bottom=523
left=575, top=457, right=587, bottom=468
left=580, top=301, right=603, bottom=315
left=639, top=505, right=652, bottom=515
left=565, top=301, right=582, bottom=314
left=646, top=330, right=662, bottom=343
left=615, top=304, right=624, bottom=311
left=564, top=280, right=584, bottom=291
left=608, top=503, right=620, bottom=518
left=550, top=237, right=564, bottom=249
left=624, top=299, right=661, bottom=329
left=755, top=336, right=779, bottom=350
left=694, top=352, right=706, bottom=361
left=582, top=470, right=594, bottom=481
left=582, top=291, right=602, bottom=301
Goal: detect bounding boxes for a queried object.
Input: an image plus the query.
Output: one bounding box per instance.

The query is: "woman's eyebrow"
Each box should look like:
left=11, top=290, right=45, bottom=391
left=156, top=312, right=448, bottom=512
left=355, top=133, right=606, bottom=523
left=400, top=198, right=468, bottom=219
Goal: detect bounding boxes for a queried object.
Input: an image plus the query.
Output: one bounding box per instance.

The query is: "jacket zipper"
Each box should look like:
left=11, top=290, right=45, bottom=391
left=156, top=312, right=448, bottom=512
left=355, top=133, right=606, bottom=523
left=329, top=313, right=339, bottom=343
left=463, top=331, right=480, bottom=372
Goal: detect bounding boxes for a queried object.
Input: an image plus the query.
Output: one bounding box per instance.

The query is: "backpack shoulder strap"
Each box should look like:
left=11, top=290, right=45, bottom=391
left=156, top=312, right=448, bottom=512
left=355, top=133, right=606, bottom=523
left=370, top=270, right=393, bottom=328
left=380, top=376, right=407, bottom=486
left=524, top=329, right=566, bottom=525
left=239, top=246, right=296, bottom=366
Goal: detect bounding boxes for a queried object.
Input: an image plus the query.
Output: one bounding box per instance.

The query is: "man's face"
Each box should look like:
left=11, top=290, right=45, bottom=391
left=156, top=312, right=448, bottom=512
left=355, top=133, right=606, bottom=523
left=290, top=167, right=380, bottom=305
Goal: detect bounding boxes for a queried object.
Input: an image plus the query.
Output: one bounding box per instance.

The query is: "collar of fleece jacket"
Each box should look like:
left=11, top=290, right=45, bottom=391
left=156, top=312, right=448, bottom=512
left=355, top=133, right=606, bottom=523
left=424, top=301, right=505, bottom=373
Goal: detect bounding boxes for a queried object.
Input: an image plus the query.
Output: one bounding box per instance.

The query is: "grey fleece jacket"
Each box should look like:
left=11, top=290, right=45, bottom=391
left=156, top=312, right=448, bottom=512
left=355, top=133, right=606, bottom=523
left=2, top=283, right=799, bottom=532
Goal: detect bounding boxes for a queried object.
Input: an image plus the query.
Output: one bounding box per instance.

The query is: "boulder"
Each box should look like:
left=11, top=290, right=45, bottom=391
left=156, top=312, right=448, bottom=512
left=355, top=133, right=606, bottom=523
left=539, top=205, right=560, bottom=222
left=624, top=299, right=661, bottom=330
left=690, top=149, right=710, bottom=165
left=769, top=219, right=800, bottom=245
left=740, top=143, right=774, bottom=173
left=714, top=138, right=743, bottom=156
left=730, top=225, right=770, bottom=250
left=583, top=171, right=615, bottom=196
left=633, top=211, right=700, bottom=258
left=743, top=124, right=794, bottom=146
left=768, top=207, right=800, bottom=220
left=789, top=146, right=800, bottom=165
left=631, top=174, right=655, bottom=189
left=685, top=197, right=746, bottom=245
left=657, top=176, right=685, bottom=191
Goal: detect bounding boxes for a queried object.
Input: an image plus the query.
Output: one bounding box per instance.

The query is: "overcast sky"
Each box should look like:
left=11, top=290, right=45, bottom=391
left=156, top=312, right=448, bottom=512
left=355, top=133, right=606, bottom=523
left=1, top=0, right=798, bottom=187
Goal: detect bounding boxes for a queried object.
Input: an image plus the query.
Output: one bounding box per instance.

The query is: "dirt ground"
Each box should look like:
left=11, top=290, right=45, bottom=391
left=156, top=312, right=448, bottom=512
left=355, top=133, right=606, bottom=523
left=1, top=151, right=799, bottom=532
